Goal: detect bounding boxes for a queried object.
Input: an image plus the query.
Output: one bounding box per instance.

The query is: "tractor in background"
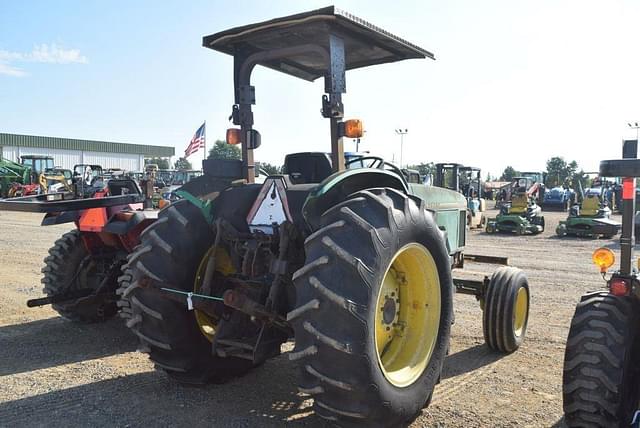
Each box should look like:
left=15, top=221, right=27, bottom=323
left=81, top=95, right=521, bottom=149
left=556, top=179, right=620, bottom=238
left=486, top=176, right=545, bottom=234
left=0, top=168, right=153, bottom=323
left=542, top=186, right=574, bottom=211
left=0, top=157, right=31, bottom=197
left=122, top=8, right=531, bottom=426
left=0, top=155, right=59, bottom=197
left=433, top=163, right=487, bottom=228
left=563, top=140, right=640, bottom=427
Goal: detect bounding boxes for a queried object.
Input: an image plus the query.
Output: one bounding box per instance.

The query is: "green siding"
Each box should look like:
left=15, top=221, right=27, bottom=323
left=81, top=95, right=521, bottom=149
left=0, top=133, right=174, bottom=157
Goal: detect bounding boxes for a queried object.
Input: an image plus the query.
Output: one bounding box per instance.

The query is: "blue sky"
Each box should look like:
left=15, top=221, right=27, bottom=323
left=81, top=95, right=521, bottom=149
left=2, top=1, right=640, bottom=176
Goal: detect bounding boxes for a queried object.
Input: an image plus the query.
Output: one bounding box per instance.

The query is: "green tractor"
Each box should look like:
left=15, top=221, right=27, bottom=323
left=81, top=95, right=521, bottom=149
left=556, top=180, right=620, bottom=238
left=122, top=7, right=531, bottom=425
left=486, top=177, right=545, bottom=235
left=563, top=140, right=640, bottom=427
left=434, top=163, right=487, bottom=229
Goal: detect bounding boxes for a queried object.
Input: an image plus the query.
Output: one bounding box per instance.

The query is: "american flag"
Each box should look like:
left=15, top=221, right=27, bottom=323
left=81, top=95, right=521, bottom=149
left=185, top=122, right=206, bottom=157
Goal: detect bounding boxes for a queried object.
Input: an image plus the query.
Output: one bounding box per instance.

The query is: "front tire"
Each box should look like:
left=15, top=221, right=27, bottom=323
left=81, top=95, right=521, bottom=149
left=482, top=267, right=530, bottom=353
left=289, top=188, right=453, bottom=426
left=563, top=292, right=640, bottom=427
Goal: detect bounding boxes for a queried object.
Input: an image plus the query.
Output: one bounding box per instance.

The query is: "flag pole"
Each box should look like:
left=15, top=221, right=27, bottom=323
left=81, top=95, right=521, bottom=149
left=203, top=120, right=207, bottom=164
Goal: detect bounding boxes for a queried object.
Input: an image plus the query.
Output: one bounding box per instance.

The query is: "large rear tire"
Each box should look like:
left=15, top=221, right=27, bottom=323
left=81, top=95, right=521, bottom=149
left=289, top=188, right=453, bottom=426
left=563, top=292, right=640, bottom=427
left=41, top=230, right=118, bottom=323
left=126, top=199, right=254, bottom=384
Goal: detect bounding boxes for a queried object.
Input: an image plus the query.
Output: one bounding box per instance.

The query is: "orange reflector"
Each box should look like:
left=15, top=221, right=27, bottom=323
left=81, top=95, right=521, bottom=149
left=158, top=199, right=170, bottom=209
left=610, top=277, right=629, bottom=296
left=623, top=177, right=636, bottom=200
left=344, top=119, right=363, bottom=138
left=226, top=128, right=242, bottom=145
left=592, top=247, right=615, bottom=273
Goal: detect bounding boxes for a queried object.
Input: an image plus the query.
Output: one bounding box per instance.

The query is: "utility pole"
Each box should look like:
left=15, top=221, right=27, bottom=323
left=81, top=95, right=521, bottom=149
left=628, top=122, right=640, bottom=142
left=395, top=128, right=408, bottom=168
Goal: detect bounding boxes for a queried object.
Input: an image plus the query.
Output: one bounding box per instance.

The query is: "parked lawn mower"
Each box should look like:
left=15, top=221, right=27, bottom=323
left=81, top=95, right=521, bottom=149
left=556, top=181, right=620, bottom=238
left=563, top=140, right=640, bottom=427
left=122, top=8, right=531, bottom=426
left=0, top=173, right=153, bottom=323
left=486, top=177, right=545, bottom=234
left=433, top=163, right=487, bottom=228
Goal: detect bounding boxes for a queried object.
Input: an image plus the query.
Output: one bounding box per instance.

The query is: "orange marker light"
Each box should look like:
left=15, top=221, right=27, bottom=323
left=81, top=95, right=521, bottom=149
left=226, top=128, right=242, bottom=145
left=343, top=119, right=363, bottom=138
left=592, top=247, right=615, bottom=273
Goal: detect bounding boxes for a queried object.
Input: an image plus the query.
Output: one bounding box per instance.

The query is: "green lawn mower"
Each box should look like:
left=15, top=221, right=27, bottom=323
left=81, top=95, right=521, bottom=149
left=486, top=179, right=544, bottom=235
left=556, top=184, right=620, bottom=238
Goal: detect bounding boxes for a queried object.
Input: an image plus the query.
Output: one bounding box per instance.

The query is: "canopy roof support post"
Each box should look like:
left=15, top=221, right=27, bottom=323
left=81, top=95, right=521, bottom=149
left=322, top=34, right=346, bottom=173
left=233, top=52, right=256, bottom=183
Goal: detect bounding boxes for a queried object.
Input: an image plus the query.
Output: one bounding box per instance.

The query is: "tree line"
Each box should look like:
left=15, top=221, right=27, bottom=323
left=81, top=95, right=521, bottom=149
left=147, top=142, right=593, bottom=191
left=499, top=157, right=591, bottom=190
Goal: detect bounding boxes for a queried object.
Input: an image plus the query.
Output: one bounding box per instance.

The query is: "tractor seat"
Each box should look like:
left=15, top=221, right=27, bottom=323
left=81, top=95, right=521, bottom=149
left=581, top=195, right=600, bottom=216
left=509, top=193, right=528, bottom=215
left=283, top=152, right=333, bottom=184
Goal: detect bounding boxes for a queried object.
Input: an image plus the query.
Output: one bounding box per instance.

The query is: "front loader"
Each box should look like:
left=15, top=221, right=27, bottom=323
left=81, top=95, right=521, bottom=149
left=563, top=140, right=640, bottom=427
left=123, top=7, right=531, bottom=426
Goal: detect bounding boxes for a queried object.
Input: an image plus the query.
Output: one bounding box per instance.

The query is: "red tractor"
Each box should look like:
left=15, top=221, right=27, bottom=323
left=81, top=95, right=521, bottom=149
left=0, top=174, right=155, bottom=322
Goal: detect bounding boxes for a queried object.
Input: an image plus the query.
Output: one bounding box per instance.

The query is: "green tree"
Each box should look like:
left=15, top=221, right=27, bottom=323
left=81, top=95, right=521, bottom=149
left=545, top=156, right=567, bottom=187
left=174, top=157, right=192, bottom=170
left=500, top=166, right=518, bottom=181
left=485, top=172, right=493, bottom=182
left=545, top=157, right=581, bottom=188
left=208, top=140, right=241, bottom=160
left=145, top=157, right=170, bottom=169
left=259, top=162, right=281, bottom=175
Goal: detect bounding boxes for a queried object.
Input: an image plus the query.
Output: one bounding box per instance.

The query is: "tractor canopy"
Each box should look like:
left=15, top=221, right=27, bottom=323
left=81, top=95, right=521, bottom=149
left=203, top=6, right=433, bottom=81
left=202, top=6, right=434, bottom=183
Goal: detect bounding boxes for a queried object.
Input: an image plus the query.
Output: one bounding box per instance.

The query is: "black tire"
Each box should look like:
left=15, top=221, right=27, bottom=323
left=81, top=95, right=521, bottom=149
left=41, top=229, right=117, bottom=323
left=482, top=266, right=530, bottom=353
left=289, top=188, right=453, bottom=426
left=563, top=292, right=640, bottom=427
left=115, top=262, right=134, bottom=322
left=126, top=199, right=254, bottom=384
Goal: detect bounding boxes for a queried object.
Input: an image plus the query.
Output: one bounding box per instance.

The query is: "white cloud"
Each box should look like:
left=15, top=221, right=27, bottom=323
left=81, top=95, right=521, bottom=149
left=0, top=62, right=26, bottom=77
left=28, top=44, right=88, bottom=64
left=0, top=44, right=87, bottom=77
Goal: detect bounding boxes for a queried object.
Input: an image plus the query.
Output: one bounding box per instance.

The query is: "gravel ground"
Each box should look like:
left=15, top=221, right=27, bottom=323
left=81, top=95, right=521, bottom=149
left=0, top=208, right=618, bottom=427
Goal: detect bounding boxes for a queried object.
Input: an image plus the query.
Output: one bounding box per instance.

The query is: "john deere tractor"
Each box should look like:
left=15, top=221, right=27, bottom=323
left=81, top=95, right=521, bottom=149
left=123, top=7, right=531, bottom=425
left=556, top=180, right=620, bottom=239
left=486, top=177, right=545, bottom=235
left=433, top=163, right=487, bottom=229
left=563, top=140, right=640, bottom=427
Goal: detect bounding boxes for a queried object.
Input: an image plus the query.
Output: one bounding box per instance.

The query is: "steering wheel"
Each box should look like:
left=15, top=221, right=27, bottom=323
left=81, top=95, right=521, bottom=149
left=344, top=156, right=408, bottom=185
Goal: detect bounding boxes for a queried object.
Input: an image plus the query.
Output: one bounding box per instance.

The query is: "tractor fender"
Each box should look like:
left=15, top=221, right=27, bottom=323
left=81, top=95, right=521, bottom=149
left=302, top=168, right=407, bottom=230
left=41, top=211, right=79, bottom=226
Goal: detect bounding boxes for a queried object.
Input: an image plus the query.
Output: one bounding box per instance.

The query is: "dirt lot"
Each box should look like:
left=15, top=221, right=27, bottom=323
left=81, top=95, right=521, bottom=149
left=0, top=208, right=618, bottom=427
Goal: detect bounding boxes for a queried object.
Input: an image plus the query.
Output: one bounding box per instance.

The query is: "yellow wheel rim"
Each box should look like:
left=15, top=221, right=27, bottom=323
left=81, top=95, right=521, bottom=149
left=193, top=246, right=234, bottom=342
left=375, top=243, right=441, bottom=388
left=513, top=286, right=528, bottom=337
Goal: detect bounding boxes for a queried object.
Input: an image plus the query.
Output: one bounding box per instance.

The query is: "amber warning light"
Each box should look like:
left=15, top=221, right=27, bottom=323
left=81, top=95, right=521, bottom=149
left=342, top=119, right=364, bottom=138
left=226, top=128, right=241, bottom=145
left=592, top=247, right=615, bottom=273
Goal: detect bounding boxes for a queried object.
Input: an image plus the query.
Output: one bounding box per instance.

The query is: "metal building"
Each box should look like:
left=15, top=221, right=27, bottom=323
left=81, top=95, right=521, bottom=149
left=0, top=133, right=174, bottom=171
